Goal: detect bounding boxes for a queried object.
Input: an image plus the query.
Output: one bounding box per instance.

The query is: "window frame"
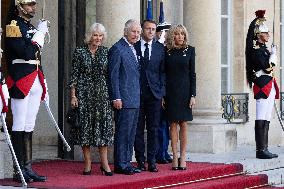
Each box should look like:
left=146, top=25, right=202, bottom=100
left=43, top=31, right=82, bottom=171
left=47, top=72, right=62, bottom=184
left=281, top=0, right=284, bottom=91
left=221, top=0, right=233, bottom=93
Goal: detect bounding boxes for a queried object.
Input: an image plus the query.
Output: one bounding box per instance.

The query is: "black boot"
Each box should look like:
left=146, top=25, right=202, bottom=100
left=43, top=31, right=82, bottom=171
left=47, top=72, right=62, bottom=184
left=24, top=132, right=47, bottom=182
left=263, top=121, right=278, bottom=158
left=11, top=131, right=33, bottom=183
left=255, top=120, right=276, bottom=159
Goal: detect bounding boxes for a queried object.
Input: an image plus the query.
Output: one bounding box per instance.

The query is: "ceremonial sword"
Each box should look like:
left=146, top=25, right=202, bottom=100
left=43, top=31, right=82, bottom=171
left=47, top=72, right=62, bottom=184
left=41, top=0, right=50, bottom=44
left=270, top=0, right=284, bottom=133
left=1, top=114, right=27, bottom=188
left=44, top=101, right=71, bottom=152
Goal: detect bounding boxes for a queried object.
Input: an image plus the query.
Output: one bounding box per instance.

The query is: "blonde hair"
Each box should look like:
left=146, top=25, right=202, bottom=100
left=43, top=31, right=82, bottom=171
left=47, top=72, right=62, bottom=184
left=84, top=23, right=107, bottom=44
left=165, top=24, right=188, bottom=49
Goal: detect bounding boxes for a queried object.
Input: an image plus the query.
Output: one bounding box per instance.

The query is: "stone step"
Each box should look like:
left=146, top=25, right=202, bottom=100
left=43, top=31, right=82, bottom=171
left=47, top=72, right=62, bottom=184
left=252, top=168, right=284, bottom=186
left=188, top=145, right=284, bottom=188
left=188, top=145, right=284, bottom=172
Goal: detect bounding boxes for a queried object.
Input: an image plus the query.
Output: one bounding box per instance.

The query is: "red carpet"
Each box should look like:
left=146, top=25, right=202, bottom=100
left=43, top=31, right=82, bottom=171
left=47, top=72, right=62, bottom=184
left=0, top=160, right=281, bottom=189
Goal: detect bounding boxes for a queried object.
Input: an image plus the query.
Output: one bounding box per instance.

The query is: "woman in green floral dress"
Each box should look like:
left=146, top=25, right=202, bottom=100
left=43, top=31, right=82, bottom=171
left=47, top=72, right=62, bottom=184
left=69, top=23, right=113, bottom=176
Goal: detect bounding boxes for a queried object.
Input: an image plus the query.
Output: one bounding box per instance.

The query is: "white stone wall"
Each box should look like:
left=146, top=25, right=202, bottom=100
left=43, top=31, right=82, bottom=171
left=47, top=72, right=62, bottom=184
left=158, top=0, right=183, bottom=25
left=86, top=0, right=96, bottom=29
left=32, top=0, right=59, bottom=145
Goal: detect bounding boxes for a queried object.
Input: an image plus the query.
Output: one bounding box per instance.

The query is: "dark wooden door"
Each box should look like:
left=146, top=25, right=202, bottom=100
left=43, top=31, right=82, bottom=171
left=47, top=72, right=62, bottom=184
left=1, top=0, right=14, bottom=129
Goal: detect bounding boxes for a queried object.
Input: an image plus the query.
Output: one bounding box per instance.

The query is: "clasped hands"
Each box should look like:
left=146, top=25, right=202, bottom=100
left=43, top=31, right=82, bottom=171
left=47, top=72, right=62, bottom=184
left=113, top=100, right=122, bottom=109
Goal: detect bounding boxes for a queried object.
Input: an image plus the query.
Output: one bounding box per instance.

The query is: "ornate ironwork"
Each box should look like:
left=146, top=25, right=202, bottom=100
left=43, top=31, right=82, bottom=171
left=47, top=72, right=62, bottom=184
left=221, top=93, right=249, bottom=123
left=280, top=92, right=284, bottom=120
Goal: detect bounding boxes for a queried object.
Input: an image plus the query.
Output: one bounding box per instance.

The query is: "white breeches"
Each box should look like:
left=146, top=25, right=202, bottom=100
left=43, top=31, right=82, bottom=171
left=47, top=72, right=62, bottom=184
left=12, top=76, right=42, bottom=132
left=256, top=83, right=276, bottom=121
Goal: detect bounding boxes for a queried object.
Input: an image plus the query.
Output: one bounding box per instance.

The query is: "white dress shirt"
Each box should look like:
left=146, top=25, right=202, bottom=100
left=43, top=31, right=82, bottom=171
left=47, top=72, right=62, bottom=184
left=140, top=38, right=153, bottom=60
left=123, top=37, right=138, bottom=61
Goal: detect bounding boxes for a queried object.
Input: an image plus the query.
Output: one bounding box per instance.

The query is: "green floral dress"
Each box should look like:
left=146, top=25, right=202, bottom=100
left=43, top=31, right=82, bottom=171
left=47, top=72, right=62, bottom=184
left=69, top=45, right=113, bottom=147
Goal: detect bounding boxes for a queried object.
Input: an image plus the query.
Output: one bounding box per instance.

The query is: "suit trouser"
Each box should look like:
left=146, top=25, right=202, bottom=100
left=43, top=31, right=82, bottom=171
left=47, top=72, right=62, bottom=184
left=156, top=108, right=170, bottom=160
left=114, top=108, right=139, bottom=169
left=11, top=76, right=42, bottom=132
left=134, top=87, right=161, bottom=163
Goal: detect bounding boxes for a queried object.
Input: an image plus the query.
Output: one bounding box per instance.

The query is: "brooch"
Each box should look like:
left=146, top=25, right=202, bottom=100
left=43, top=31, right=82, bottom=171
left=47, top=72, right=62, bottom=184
left=182, top=46, right=189, bottom=56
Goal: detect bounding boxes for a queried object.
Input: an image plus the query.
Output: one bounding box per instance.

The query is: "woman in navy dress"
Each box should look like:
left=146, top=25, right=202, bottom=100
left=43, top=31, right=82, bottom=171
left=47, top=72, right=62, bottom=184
left=164, top=24, right=196, bottom=170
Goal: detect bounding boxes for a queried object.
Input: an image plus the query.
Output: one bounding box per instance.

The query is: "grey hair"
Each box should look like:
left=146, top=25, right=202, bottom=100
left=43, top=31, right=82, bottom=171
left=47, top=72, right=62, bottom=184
left=84, top=22, right=107, bottom=44
left=124, top=19, right=141, bottom=36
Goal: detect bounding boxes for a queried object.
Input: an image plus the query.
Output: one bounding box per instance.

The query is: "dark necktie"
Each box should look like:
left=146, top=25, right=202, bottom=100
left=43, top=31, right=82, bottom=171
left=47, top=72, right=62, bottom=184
left=144, top=43, right=149, bottom=63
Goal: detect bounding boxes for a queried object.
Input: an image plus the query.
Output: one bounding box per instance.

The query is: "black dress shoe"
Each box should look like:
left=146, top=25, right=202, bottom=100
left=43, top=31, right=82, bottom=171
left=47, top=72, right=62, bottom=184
left=25, top=168, right=47, bottom=182
left=256, top=150, right=278, bottom=159
left=137, top=161, right=146, bottom=171
left=166, top=157, right=173, bottom=163
left=13, top=170, right=33, bottom=183
left=114, top=167, right=134, bottom=175
left=148, top=163, right=158, bottom=172
left=130, top=166, right=141, bottom=173
left=172, top=167, right=179, bottom=170
left=156, top=159, right=169, bottom=164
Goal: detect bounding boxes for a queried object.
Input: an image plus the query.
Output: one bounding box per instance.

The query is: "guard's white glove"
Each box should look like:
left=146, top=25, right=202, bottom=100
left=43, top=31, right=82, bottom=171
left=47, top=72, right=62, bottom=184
left=0, top=84, right=9, bottom=113
left=31, top=20, right=49, bottom=48
left=158, top=30, right=166, bottom=44
left=44, top=92, right=50, bottom=105
left=2, top=84, right=10, bottom=105
left=269, top=54, right=277, bottom=67
left=43, top=79, right=49, bottom=104
left=271, top=44, right=277, bottom=55
left=0, top=48, right=3, bottom=59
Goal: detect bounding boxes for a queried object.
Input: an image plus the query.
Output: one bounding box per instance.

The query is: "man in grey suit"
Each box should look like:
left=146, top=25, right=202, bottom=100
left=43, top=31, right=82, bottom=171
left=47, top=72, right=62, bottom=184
left=108, top=19, right=142, bottom=175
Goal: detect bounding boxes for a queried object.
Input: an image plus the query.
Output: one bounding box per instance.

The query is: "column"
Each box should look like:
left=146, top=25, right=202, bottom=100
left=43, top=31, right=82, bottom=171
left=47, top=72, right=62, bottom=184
left=183, top=0, right=237, bottom=153
left=163, top=0, right=183, bottom=25
left=96, top=0, right=141, bottom=47
left=0, top=1, right=13, bottom=179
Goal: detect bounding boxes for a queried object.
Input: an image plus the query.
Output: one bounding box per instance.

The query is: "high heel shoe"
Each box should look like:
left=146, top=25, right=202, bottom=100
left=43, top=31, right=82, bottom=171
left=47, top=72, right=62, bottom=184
left=100, top=166, right=113, bottom=176
left=172, top=158, right=179, bottom=171
left=83, top=168, right=92, bottom=175
left=178, top=158, right=187, bottom=170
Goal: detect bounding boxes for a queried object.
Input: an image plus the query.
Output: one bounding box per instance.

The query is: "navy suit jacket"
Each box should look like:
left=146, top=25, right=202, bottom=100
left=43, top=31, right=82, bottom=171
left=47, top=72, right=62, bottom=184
left=108, top=38, right=140, bottom=108
left=134, top=40, right=165, bottom=99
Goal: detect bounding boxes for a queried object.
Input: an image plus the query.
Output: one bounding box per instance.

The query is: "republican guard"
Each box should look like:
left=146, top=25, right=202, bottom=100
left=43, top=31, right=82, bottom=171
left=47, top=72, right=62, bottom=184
left=5, top=0, right=49, bottom=182
left=246, top=10, right=279, bottom=159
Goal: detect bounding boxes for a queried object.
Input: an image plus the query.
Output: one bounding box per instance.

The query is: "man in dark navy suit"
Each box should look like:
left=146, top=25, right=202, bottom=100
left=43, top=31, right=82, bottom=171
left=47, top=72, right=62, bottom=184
left=108, top=19, right=142, bottom=175
left=134, top=20, right=165, bottom=172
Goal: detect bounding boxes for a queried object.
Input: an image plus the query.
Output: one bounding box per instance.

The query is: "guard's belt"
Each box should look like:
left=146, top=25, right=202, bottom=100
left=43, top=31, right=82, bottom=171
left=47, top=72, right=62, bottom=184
left=255, top=70, right=273, bottom=77
left=12, top=59, right=40, bottom=65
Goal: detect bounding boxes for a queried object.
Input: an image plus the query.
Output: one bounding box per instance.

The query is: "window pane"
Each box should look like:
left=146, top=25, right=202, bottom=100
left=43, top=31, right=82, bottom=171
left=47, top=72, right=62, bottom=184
left=221, top=18, right=228, bottom=65
left=281, top=26, right=283, bottom=67
left=281, top=25, right=284, bottom=90
left=281, top=0, right=283, bottom=21
left=221, top=0, right=228, bottom=15
left=221, top=68, right=228, bottom=93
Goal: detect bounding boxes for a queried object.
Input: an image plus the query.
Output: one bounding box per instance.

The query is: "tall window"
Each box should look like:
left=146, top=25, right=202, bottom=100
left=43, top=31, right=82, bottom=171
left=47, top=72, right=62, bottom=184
left=221, top=0, right=232, bottom=93
left=281, top=0, right=284, bottom=90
